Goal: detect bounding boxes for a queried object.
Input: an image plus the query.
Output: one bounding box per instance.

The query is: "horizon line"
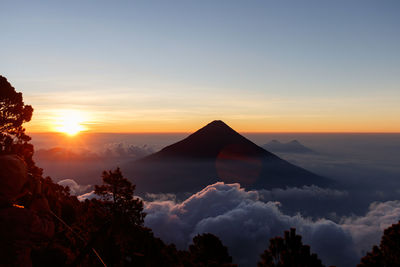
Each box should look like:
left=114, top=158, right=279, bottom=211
left=27, top=131, right=400, bottom=135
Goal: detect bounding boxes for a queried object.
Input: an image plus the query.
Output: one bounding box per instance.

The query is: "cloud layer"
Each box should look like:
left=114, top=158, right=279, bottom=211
left=144, top=183, right=353, bottom=266
left=36, top=143, right=154, bottom=161
left=143, top=182, right=400, bottom=267
left=341, top=200, right=400, bottom=255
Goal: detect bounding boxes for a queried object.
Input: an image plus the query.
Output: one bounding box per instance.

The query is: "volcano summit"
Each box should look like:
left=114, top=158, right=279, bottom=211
left=123, top=121, right=329, bottom=194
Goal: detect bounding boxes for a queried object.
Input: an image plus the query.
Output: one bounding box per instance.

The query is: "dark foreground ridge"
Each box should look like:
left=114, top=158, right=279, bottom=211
left=123, top=120, right=329, bottom=194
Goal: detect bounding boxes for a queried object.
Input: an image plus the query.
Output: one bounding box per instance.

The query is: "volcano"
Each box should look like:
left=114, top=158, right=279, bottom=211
left=123, top=120, right=329, bottom=194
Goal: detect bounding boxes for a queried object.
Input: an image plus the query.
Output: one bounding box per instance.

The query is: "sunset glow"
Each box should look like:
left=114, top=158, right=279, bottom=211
left=53, top=110, right=87, bottom=136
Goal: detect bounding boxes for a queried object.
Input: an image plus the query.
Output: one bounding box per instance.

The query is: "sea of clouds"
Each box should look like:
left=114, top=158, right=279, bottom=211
left=72, top=180, right=400, bottom=266
left=48, top=133, right=400, bottom=267
left=143, top=182, right=400, bottom=267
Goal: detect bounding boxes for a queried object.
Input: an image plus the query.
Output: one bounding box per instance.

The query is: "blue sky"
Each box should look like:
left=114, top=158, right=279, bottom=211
left=1, top=1, right=399, bottom=132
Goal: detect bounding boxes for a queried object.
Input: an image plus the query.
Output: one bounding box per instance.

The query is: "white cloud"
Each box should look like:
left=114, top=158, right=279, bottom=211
left=341, top=200, right=400, bottom=255
left=77, top=190, right=100, bottom=201
left=144, top=182, right=358, bottom=267
left=57, top=179, right=91, bottom=195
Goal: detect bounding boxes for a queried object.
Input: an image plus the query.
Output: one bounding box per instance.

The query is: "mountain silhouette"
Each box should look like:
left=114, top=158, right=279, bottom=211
left=263, top=140, right=314, bottom=154
left=123, top=120, right=329, bottom=194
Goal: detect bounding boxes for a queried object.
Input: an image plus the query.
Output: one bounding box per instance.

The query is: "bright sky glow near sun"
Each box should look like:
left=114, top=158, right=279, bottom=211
left=1, top=0, right=400, bottom=133
left=52, top=110, right=88, bottom=136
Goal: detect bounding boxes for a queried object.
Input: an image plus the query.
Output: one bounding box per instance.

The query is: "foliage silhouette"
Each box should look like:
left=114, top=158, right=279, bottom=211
left=0, top=75, right=40, bottom=175
left=258, top=228, right=325, bottom=267
left=188, top=233, right=236, bottom=267
left=358, top=220, right=400, bottom=267
left=95, top=167, right=145, bottom=226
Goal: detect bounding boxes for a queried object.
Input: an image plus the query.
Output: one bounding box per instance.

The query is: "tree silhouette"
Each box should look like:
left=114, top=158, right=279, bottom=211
left=0, top=75, right=41, bottom=175
left=0, top=76, right=33, bottom=153
left=258, top=228, right=325, bottom=267
left=95, top=167, right=145, bottom=226
left=358, top=220, right=400, bottom=267
left=79, top=169, right=188, bottom=266
left=188, top=233, right=236, bottom=267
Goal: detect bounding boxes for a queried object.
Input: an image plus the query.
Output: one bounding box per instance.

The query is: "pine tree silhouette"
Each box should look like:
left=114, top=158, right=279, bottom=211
left=258, top=228, right=325, bottom=267
left=358, top=220, right=400, bottom=267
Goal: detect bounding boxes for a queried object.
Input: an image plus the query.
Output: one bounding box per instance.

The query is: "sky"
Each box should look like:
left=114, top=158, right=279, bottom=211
left=1, top=0, right=400, bottom=133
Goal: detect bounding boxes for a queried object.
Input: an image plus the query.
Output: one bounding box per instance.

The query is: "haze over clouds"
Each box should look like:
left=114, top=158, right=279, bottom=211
left=35, top=143, right=155, bottom=160
left=259, top=185, right=347, bottom=200
left=33, top=140, right=156, bottom=184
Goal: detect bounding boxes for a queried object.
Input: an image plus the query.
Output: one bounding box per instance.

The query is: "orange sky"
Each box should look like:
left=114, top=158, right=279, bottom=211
left=20, top=87, right=400, bottom=134
left=25, top=108, right=400, bottom=134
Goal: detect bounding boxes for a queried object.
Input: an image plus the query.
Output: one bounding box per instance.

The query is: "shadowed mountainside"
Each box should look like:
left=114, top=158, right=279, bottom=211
left=123, top=120, right=329, bottom=194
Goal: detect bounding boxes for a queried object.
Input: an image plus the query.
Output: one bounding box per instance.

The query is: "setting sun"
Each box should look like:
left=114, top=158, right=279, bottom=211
left=53, top=110, right=88, bottom=136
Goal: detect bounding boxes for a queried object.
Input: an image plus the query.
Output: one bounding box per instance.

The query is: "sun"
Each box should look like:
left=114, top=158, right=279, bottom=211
left=54, top=110, right=88, bottom=136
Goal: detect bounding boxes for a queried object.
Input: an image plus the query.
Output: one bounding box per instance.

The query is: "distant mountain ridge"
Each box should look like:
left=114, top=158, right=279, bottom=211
left=262, top=140, right=314, bottom=154
left=123, top=120, right=329, bottom=194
